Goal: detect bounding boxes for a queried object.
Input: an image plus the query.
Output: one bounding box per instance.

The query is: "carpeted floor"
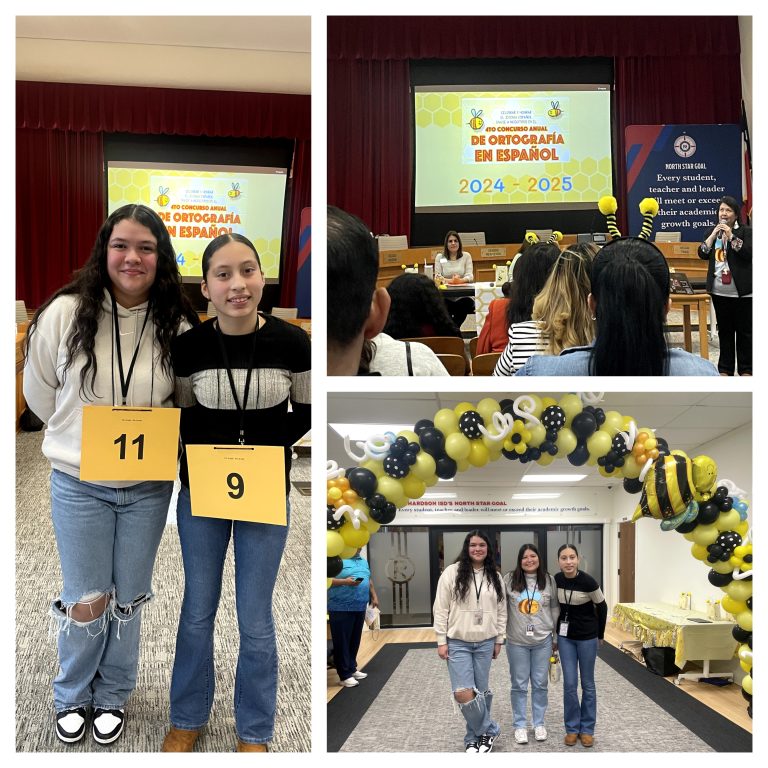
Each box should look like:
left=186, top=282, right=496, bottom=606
left=15, top=431, right=311, bottom=753
left=328, top=643, right=751, bottom=753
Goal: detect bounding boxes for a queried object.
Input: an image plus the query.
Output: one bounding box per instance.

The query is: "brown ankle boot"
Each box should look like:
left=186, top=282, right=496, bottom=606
left=161, top=727, right=200, bottom=752
left=236, top=740, right=269, bottom=752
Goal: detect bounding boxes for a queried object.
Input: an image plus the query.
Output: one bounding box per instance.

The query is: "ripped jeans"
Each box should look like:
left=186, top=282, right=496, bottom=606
left=446, top=637, right=500, bottom=745
left=50, top=469, right=172, bottom=712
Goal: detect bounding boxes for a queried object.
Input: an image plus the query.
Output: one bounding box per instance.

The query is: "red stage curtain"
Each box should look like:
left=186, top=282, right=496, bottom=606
left=280, top=138, right=311, bottom=307
left=16, top=81, right=310, bottom=308
left=327, top=17, right=742, bottom=240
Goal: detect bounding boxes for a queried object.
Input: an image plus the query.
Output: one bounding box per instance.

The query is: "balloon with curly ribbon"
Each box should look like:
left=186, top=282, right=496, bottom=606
left=326, top=393, right=752, bottom=714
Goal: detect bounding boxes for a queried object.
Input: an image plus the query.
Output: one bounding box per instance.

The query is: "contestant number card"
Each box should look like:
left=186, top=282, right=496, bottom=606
left=80, top=406, right=180, bottom=481
left=186, top=444, right=287, bottom=525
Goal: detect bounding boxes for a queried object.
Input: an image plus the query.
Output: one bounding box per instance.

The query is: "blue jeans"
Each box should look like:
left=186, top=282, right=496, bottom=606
left=49, top=469, right=172, bottom=711
left=446, top=637, right=500, bottom=745
left=506, top=636, right=552, bottom=728
left=169, top=485, right=289, bottom=744
left=558, top=636, right=598, bottom=735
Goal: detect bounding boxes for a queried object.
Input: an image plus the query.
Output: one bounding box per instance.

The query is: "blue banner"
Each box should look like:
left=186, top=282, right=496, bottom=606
left=625, top=124, right=741, bottom=242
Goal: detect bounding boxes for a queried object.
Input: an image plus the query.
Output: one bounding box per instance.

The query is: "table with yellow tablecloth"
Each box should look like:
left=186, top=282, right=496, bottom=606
left=613, top=602, right=737, bottom=682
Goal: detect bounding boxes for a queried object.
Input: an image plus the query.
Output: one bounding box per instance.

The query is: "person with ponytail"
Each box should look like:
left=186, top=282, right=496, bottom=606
left=433, top=531, right=506, bottom=753
left=514, top=198, right=718, bottom=376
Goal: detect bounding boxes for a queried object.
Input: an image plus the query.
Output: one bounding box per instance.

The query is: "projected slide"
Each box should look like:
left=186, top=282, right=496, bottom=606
left=414, top=86, right=612, bottom=213
left=107, top=162, right=288, bottom=278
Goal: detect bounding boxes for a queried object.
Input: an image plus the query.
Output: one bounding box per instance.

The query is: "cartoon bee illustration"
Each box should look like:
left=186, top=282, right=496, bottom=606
left=547, top=101, right=563, bottom=118
left=468, top=109, right=484, bottom=131
left=156, top=186, right=170, bottom=206
left=632, top=451, right=718, bottom=528
left=228, top=183, right=242, bottom=200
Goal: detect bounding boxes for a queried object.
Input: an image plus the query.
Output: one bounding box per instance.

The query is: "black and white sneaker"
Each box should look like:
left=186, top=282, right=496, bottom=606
left=92, top=708, right=125, bottom=745
left=465, top=741, right=480, bottom=753
left=478, top=732, right=498, bottom=753
left=55, top=708, right=87, bottom=743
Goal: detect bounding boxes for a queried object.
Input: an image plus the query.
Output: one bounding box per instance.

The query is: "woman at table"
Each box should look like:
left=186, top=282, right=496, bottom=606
left=513, top=238, right=719, bottom=376
left=433, top=531, right=506, bottom=753
left=435, top=231, right=475, bottom=328
left=697, top=195, right=752, bottom=376
left=162, top=232, right=311, bottom=752
left=492, top=242, right=559, bottom=375
left=554, top=545, right=607, bottom=748
left=23, top=204, right=198, bottom=746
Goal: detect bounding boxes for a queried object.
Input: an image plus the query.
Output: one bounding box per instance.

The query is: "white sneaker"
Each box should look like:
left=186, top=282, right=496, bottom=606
left=534, top=726, right=547, bottom=741
left=514, top=728, right=528, bottom=744
left=352, top=671, right=368, bottom=680
left=340, top=677, right=359, bottom=687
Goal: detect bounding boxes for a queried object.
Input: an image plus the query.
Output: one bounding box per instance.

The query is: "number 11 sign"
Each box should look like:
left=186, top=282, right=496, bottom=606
left=186, top=444, right=287, bottom=525
left=80, top=406, right=181, bottom=481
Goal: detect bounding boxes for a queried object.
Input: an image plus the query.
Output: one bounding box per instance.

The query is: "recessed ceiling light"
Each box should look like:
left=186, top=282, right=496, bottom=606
left=328, top=423, right=414, bottom=441
left=521, top=474, right=587, bottom=483
left=422, top=493, right=457, bottom=499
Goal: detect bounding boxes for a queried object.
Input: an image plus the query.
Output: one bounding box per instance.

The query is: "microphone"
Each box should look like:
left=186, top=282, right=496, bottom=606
left=719, top=218, right=729, bottom=249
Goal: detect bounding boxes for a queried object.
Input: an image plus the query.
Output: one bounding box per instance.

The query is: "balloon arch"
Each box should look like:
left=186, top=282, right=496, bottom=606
left=326, top=393, right=753, bottom=713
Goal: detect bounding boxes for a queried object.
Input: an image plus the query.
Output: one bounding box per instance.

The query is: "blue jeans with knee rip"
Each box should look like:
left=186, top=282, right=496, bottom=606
left=446, top=637, right=500, bottom=745
left=169, top=485, right=289, bottom=744
left=50, top=469, right=172, bottom=712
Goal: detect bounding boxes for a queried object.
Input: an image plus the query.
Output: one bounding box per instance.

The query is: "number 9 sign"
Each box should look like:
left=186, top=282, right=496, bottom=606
left=186, top=444, right=287, bottom=525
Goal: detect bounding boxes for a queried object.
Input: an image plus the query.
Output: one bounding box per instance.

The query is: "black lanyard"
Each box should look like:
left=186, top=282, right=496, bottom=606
left=523, top=579, right=536, bottom=614
left=214, top=319, right=260, bottom=444
left=562, top=573, right=578, bottom=619
left=111, top=297, right=152, bottom=406
left=472, top=570, right=484, bottom=606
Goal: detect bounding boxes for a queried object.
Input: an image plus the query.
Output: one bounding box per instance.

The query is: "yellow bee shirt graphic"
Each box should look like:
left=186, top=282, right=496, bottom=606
left=516, top=589, right=542, bottom=615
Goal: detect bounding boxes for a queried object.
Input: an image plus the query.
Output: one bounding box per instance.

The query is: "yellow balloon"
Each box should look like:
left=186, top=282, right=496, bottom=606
left=558, top=393, right=583, bottom=426
left=740, top=659, right=752, bottom=673
left=445, top=432, right=471, bottom=461
left=411, top=451, right=437, bottom=481
left=340, top=544, right=358, bottom=559
left=340, top=521, right=370, bottom=549
left=327, top=486, right=342, bottom=502
left=602, top=410, right=624, bottom=435
left=555, top=428, right=577, bottom=457
left=423, top=473, right=439, bottom=487
left=587, top=430, right=612, bottom=460
left=711, top=559, right=735, bottom=574
left=528, top=423, right=546, bottom=448
left=327, top=578, right=333, bottom=589
left=738, top=643, right=753, bottom=664
left=537, top=452, right=556, bottom=466
left=622, top=454, right=643, bottom=479
left=376, top=476, right=408, bottom=508
left=735, top=521, right=749, bottom=537
left=482, top=434, right=504, bottom=453
left=741, top=674, right=752, bottom=696
left=691, top=524, right=719, bottom=547
left=401, top=475, right=426, bottom=500
left=363, top=517, right=381, bottom=534
left=457, top=458, right=470, bottom=472
left=541, top=397, right=557, bottom=409
left=683, top=530, right=698, bottom=542
left=722, top=580, right=752, bottom=602
left=736, top=611, right=752, bottom=632
left=453, top=401, right=475, bottom=418
left=468, top=441, right=490, bottom=467
left=397, top=429, right=419, bottom=444
left=715, top=509, right=741, bottom=531
left=690, top=543, right=709, bottom=560
left=327, top=530, right=345, bottom=557
left=525, top=394, right=544, bottom=418
left=598, top=464, right=620, bottom=478
left=434, top=408, right=459, bottom=435
left=720, top=595, right=747, bottom=616
left=733, top=545, right=749, bottom=558
left=477, top=397, right=502, bottom=424
left=361, top=458, right=386, bottom=478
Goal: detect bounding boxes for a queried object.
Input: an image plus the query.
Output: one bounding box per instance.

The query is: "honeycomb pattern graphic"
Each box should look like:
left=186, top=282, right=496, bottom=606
left=107, top=168, right=280, bottom=278
left=415, top=92, right=611, bottom=204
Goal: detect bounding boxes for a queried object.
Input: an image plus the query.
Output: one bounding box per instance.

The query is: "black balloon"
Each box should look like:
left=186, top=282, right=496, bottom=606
left=327, top=556, right=343, bottom=578
left=714, top=486, right=729, bottom=501
left=384, top=455, right=408, bottom=479
left=732, top=626, right=751, bottom=643
left=719, top=496, right=733, bottom=511
left=420, top=427, right=446, bottom=456
left=346, top=467, right=378, bottom=498
left=366, top=493, right=386, bottom=510
left=414, top=419, right=434, bottom=436
left=747, top=597, right=752, bottom=610
left=708, top=569, right=733, bottom=587
left=567, top=443, right=589, bottom=466
left=501, top=448, right=520, bottom=461
left=435, top=456, right=458, bottom=479
left=623, top=477, right=643, bottom=494
left=528, top=447, right=541, bottom=460
left=675, top=519, right=699, bottom=534
left=369, top=503, right=397, bottom=524
left=697, top=501, right=720, bottom=526
left=327, top=505, right=344, bottom=530
left=571, top=411, right=597, bottom=439
left=459, top=410, right=484, bottom=439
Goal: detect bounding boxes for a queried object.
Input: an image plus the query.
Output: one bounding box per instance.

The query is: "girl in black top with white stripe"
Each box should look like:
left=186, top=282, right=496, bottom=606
left=554, top=544, right=607, bottom=748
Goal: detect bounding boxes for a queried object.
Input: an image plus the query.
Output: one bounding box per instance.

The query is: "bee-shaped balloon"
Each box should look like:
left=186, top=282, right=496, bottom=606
left=228, top=183, right=242, bottom=199
left=156, top=186, right=170, bottom=207
left=632, top=452, right=718, bottom=527
left=547, top=101, right=563, bottom=118
left=468, top=109, right=484, bottom=130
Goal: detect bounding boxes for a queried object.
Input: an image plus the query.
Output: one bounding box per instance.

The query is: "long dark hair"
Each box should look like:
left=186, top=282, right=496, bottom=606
left=442, top=230, right=464, bottom=261
left=202, top=232, right=263, bottom=277
left=26, top=204, right=199, bottom=399
left=509, top=543, right=548, bottom=592
left=453, top=530, right=504, bottom=603
left=383, top=273, right=461, bottom=338
left=506, top=243, right=560, bottom=326
left=588, top=238, right=670, bottom=376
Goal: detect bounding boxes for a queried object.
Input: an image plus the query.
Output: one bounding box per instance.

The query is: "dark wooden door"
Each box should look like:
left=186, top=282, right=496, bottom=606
left=618, top=521, right=636, bottom=603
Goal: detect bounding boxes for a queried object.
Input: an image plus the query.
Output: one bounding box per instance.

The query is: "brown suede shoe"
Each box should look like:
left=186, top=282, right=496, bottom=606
left=236, top=740, right=269, bottom=752
left=161, top=727, right=200, bottom=752
left=564, top=733, right=578, bottom=746
left=579, top=734, right=594, bottom=748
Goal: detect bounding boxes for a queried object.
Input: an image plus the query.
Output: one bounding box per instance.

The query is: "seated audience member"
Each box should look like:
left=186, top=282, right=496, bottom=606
left=384, top=273, right=462, bottom=339
left=327, top=206, right=390, bottom=375
left=367, top=333, right=450, bottom=376
left=492, top=243, right=559, bottom=375
left=514, top=238, right=719, bottom=376
left=476, top=281, right=512, bottom=355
